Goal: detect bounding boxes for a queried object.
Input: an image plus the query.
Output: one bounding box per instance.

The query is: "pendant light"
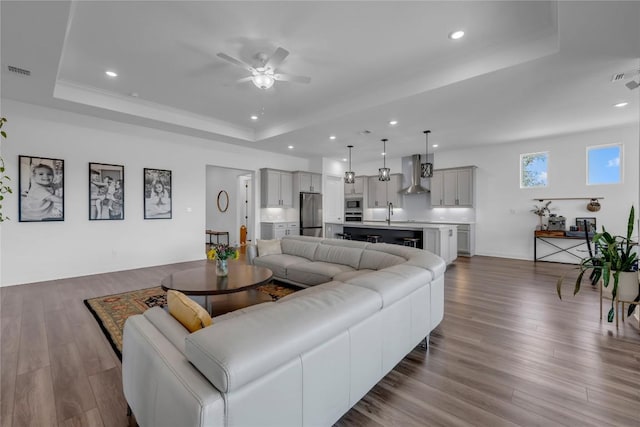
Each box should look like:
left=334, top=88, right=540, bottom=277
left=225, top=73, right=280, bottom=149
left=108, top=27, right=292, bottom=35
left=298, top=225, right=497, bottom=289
left=344, top=145, right=355, bottom=184
left=421, top=130, right=433, bottom=178
left=378, top=138, right=391, bottom=181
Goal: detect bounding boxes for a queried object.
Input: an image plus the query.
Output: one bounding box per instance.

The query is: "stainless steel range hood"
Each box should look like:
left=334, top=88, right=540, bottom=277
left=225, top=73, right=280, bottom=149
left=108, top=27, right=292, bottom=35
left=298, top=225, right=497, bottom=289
left=400, top=154, right=429, bottom=195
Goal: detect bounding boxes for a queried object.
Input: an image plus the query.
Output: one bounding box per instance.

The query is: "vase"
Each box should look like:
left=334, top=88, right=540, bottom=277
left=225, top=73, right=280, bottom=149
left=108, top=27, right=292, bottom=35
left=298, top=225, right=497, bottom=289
left=216, top=259, right=229, bottom=277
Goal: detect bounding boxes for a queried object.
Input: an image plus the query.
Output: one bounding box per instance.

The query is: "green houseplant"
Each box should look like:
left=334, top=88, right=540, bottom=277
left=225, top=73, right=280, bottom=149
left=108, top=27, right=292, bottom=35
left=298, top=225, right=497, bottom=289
left=0, top=117, right=12, bottom=222
left=556, top=206, right=638, bottom=322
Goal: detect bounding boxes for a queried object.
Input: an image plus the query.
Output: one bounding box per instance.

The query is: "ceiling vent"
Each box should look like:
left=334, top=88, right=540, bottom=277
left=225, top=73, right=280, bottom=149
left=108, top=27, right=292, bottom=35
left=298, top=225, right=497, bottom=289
left=359, top=130, right=372, bottom=135
left=611, top=68, right=640, bottom=82
left=7, top=65, right=31, bottom=76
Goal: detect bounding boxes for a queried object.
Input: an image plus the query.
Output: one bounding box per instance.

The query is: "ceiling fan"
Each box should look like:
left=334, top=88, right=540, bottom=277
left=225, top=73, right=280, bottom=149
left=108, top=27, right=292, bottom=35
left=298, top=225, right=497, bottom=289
left=217, top=47, right=311, bottom=90
left=611, top=68, right=640, bottom=90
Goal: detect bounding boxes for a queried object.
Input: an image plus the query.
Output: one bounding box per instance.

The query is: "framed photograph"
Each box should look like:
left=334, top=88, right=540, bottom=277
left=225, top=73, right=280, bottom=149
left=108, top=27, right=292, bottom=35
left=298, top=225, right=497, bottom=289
left=144, top=168, right=172, bottom=219
left=576, top=217, right=597, bottom=232
left=89, top=163, right=124, bottom=220
left=18, top=155, right=64, bottom=222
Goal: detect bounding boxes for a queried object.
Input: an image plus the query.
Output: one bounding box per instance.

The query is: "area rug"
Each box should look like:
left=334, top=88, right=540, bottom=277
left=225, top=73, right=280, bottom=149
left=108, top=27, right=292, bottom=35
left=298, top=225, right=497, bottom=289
left=84, top=283, right=297, bottom=359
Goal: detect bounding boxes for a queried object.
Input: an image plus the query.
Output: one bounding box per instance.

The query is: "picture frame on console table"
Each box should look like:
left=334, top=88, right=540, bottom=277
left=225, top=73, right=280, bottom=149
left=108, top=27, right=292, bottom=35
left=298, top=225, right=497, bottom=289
left=89, top=162, right=124, bottom=220
left=18, top=155, right=64, bottom=222
left=144, top=168, right=172, bottom=219
left=575, top=217, right=596, bottom=233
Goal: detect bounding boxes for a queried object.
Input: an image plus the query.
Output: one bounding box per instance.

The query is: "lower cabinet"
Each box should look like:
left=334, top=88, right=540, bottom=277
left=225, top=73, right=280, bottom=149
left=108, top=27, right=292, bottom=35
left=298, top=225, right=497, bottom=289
left=422, top=226, right=458, bottom=265
left=260, top=222, right=298, bottom=239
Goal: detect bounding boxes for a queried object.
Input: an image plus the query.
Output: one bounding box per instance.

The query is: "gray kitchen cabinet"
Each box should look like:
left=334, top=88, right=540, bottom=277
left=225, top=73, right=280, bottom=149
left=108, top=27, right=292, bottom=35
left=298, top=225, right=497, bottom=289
left=367, top=174, right=402, bottom=208
left=260, top=169, right=293, bottom=208
left=344, top=176, right=365, bottom=196
left=430, top=167, right=475, bottom=207
left=295, top=171, right=322, bottom=193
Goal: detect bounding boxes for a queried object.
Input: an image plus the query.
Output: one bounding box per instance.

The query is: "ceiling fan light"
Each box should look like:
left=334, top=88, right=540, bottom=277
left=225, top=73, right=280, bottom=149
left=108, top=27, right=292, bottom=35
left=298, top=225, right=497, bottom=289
left=252, top=74, right=275, bottom=89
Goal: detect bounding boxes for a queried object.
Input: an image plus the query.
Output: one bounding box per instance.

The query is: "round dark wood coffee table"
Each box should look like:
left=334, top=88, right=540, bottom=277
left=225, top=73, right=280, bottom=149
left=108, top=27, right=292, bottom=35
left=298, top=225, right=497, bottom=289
left=161, top=261, right=273, bottom=314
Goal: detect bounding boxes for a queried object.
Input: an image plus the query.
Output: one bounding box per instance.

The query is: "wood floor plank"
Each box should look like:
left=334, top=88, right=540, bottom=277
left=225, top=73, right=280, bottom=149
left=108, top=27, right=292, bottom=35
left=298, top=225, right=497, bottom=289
left=49, top=343, right=97, bottom=422
left=73, top=323, right=116, bottom=377
left=60, top=407, right=104, bottom=427
left=12, top=366, right=57, bottom=427
left=44, top=309, right=76, bottom=349
left=0, top=315, right=21, bottom=356
left=1, top=349, right=19, bottom=427
left=87, top=368, right=127, bottom=427
left=16, top=309, right=49, bottom=376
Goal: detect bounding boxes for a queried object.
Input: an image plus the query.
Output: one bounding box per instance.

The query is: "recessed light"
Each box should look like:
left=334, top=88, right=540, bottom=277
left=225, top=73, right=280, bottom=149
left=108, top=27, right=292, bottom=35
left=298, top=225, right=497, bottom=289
left=449, top=30, right=465, bottom=40
left=288, top=145, right=294, bottom=149
left=432, top=144, right=439, bottom=148
left=105, top=70, right=118, bottom=77
left=329, top=135, right=336, bottom=140
left=613, top=102, right=628, bottom=108
left=342, top=158, right=348, bottom=162
left=250, top=115, right=259, bottom=120
left=381, top=152, right=386, bottom=156
left=389, top=120, right=398, bottom=126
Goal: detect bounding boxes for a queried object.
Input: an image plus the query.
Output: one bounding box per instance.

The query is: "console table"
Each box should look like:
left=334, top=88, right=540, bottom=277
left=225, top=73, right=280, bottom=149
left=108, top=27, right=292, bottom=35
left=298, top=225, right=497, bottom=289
left=206, top=230, right=229, bottom=246
left=533, top=231, right=588, bottom=263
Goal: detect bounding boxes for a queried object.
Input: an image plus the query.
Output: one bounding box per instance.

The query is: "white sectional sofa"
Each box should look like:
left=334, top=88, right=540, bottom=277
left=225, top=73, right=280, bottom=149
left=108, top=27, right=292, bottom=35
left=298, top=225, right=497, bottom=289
left=122, top=235, right=446, bottom=427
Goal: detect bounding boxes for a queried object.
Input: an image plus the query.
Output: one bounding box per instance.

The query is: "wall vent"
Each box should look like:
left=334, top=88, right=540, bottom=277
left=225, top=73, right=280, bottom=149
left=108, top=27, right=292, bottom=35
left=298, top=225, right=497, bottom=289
left=7, top=65, right=31, bottom=76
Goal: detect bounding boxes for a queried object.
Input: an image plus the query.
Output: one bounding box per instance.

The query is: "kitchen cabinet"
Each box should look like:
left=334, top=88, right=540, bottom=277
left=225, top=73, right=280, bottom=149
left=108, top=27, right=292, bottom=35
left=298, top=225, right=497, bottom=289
left=325, top=223, right=344, bottom=239
left=367, top=174, right=403, bottom=208
left=260, top=169, right=293, bottom=208
left=294, top=171, right=322, bottom=193
left=261, top=222, right=298, bottom=239
left=430, top=166, right=475, bottom=207
left=344, top=176, right=365, bottom=196
left=422, top=225, right=458, bottom=265
left=437, top=222, right=475, bottom=256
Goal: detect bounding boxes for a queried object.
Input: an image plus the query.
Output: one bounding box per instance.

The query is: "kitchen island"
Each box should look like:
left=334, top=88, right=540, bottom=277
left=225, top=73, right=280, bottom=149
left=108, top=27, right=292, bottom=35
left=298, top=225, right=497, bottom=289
left=325, top=222, right=458, bottom=265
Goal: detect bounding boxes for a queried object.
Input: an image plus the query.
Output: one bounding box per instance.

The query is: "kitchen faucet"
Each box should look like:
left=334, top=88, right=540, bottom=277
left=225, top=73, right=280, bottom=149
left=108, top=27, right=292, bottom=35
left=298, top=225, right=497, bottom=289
left=386, top=202, right=393, bottom=225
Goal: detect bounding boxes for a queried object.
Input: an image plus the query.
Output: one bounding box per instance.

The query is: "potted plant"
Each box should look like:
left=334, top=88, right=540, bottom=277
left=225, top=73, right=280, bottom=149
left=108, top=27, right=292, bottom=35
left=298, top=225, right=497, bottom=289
left=556, top=206, right=639, bottom=322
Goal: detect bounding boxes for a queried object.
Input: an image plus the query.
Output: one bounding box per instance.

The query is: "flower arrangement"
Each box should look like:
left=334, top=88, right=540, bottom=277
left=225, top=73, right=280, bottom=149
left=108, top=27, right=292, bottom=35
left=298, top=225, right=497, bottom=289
left=207, top=243, right=239, bottom=261
left=531, top=200, right=552, bottom=230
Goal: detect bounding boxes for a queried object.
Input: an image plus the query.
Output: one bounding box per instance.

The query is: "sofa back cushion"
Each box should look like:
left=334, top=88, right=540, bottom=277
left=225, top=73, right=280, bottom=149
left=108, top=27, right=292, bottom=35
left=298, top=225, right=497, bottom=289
left=257, top=239, right=282, bottom=256
left=359, top=250, right=406, bottom=271
left=314, top=244, right=363, bottom=269
left=281, top=238, right=319, bottom=260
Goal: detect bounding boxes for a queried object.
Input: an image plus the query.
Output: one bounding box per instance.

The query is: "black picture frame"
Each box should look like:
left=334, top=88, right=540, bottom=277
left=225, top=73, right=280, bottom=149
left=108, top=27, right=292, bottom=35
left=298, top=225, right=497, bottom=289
left=89, top=163, right=125, bottom=220
left=18, top=155, right=64, bottom=222
left=144, top=168, right=172, bottom=219
left=576, top=217, right=597, bottom=232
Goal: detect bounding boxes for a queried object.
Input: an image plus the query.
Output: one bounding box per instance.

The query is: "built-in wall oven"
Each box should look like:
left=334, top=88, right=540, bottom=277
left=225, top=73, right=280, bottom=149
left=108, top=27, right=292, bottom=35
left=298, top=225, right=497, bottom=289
left=345, top=197, right=363, bottom=222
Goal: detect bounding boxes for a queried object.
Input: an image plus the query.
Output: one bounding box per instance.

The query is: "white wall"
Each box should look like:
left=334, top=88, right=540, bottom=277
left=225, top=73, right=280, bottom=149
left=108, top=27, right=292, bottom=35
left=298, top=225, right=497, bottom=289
left=435, top=124, right=639, bottom=260
left=0, top=100, right=310, bottom=286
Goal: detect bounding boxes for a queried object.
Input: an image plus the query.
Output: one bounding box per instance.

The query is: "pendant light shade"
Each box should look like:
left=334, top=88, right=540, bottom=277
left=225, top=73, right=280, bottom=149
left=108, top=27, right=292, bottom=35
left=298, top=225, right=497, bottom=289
left=344, top=145, right=355, bottom=184
left=378, top=138, right=391, bottom=181
left=421, top=130, right=433, bottom=178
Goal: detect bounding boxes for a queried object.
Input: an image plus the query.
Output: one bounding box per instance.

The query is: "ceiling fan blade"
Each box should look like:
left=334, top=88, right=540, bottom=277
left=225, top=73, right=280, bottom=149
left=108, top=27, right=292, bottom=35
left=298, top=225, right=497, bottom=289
left=265, top=47, right=289, bottom=70
left=216, top=53, right=255, bottom=72
left=274, top=73, right=311, bottom=84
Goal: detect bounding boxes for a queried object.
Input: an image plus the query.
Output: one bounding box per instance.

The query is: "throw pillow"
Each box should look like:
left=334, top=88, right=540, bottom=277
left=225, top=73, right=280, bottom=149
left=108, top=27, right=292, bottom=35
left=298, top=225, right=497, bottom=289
left=257, top=239, right=282, bottom=256
left=167, top=290, right=213, bottom=333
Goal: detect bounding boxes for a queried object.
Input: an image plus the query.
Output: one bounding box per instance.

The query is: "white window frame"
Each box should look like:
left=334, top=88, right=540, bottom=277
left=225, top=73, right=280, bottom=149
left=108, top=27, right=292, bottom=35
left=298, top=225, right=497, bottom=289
left=586, top=143, right=623, bottom=186
left=520, top=151, right=549, bottom=189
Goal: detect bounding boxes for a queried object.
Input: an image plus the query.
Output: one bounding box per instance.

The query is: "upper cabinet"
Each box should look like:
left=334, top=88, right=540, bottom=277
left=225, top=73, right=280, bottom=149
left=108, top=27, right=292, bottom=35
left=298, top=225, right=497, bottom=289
left=294, top=171, right=322, bottom=193
left=367, top=174, right=403, bottom=208
left=344, top=176, right=365, bottom=196
left=260, top=169, right=293, bottom=208
left=430, top=166, right=476, bottom=207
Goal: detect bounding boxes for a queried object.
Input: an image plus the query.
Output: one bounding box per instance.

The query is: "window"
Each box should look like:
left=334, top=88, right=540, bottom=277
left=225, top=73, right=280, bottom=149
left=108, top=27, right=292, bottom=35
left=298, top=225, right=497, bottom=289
left=587, top=144, right=622, bottom=185
left=520, top=152, right=548, bottom=188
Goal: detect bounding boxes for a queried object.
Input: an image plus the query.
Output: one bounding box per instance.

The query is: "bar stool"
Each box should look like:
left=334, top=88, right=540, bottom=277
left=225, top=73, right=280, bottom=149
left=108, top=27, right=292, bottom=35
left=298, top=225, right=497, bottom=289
left=366, top=235, right=382, bottom=243
left=403, top=237, right=420, bottom=248
left=335, top=233, right=352, bottom=240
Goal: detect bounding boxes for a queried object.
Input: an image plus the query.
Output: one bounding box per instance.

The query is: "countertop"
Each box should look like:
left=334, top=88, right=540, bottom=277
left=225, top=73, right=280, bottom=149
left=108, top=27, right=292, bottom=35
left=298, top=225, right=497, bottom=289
left=335, top=222, right=457, bottom=230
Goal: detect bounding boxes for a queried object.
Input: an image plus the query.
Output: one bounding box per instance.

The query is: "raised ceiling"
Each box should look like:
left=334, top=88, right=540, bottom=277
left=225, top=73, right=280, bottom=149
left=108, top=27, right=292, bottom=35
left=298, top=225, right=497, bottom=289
left=1, top=1, right=639, bottom=162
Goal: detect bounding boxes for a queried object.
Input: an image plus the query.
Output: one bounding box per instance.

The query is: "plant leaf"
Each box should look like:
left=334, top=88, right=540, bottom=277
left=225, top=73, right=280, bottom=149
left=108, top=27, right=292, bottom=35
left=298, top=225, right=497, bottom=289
left=607, top=307, right=615, bottom=322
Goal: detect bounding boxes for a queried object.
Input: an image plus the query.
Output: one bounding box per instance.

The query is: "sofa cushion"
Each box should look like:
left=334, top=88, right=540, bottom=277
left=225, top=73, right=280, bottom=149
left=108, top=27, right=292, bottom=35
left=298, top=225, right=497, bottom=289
left=287, top=262, right=354, bottom=286
left=167, top=290, right=213, bottom=333
left=281, top=238, right=319, bottom=260
left=333, top=269, right=375, bottom=282
left=252, top=254, right=309, bottom=278
left=314, top=244, right=363, bottom=269
left=257, top=239, right=282, bottom=256
left=383, top=264, right=434, bottom=283
left=185, top=282, right=382, bottom=393
left=344, top=270, right=429, bottom=307
left=359, top=250, right=406, bottom=271
left=321, top=239, right=370, bottom=250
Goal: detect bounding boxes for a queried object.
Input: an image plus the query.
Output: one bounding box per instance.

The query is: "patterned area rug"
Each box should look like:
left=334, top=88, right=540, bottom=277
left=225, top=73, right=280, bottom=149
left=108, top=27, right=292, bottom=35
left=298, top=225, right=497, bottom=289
left=84, top=283, right=297, bottom=359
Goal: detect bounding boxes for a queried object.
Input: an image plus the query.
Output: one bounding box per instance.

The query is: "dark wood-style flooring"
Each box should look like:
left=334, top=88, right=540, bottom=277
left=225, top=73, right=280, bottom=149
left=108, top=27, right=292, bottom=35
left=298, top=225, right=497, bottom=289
left=1, top=255, right=639, bottom=426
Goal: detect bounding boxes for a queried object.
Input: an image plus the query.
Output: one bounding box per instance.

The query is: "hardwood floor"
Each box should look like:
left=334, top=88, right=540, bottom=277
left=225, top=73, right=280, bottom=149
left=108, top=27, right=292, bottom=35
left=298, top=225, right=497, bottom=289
left=1, top=256, right=639, bottom=426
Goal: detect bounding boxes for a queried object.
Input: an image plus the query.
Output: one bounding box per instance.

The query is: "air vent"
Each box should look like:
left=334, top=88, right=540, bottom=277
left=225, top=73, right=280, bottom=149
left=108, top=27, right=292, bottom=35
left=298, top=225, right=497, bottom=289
left=359, top=130, right=372, bottom=135
left=611, top=73, right=626, bottom=82
left=8, top=65, right=31, bottom=76
left=611, top=68, right=640, bottom=82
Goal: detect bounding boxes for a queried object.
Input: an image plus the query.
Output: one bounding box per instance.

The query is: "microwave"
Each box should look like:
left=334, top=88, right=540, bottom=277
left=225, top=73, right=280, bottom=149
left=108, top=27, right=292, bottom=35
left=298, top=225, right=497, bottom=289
left=345, top=198, right=362, bottom=210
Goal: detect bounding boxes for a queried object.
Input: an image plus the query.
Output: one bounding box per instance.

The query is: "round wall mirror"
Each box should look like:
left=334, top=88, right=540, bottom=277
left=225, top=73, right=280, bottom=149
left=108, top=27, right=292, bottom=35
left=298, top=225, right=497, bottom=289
left=217, top=190, right=229, bottom=212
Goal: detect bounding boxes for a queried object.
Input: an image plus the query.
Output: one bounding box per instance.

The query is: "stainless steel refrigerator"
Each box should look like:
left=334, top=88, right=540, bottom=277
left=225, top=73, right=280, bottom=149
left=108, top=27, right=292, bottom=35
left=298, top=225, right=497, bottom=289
left=300, top=192, right=323, bottom=237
